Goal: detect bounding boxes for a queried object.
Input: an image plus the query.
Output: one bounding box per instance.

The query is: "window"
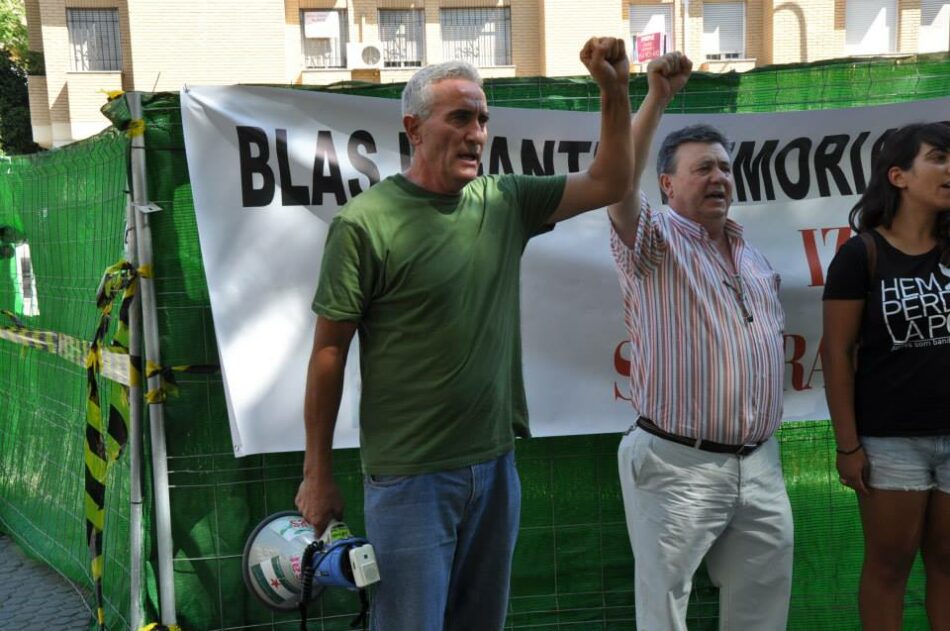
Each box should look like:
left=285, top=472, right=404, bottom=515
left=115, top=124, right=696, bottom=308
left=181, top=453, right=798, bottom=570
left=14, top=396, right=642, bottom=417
left=440, top=8, right=512, bottom=67
left=13, top=243, right=39, bottom=317
left=703, top=2, right=745, bottom=60
left=1, top=226, right=39, bottom=317
left=379, top=9, right=425, bottom=68
left=630, top=4, right=674, bottom=59
left=845, top=0, right=897, bottom=55
left=67, top=8, right=121, bottom=71
left=919, top=0, right=949, bottom=53
left=301, top=10, right=349, bottom=69
left=630, top=4, right=674, bottom=48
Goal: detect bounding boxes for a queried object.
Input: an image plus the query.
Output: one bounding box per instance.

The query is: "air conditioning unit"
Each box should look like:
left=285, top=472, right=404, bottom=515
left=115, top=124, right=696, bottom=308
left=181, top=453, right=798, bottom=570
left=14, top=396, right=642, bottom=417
left=347, top=43, right=384, bottom=70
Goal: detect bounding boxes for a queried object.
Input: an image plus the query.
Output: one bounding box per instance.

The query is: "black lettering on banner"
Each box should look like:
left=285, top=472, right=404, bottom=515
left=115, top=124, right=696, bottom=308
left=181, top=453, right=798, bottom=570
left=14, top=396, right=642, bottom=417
left=276, top=129, right=311, bottom=206
left=489, top=136, right=514, bottom=175
left=557, top=141, right=593, bottom=173
left=733, top=139, right=778, bottom=202
left=237, top=126, right=275, bottom=207
left=311, top=131, right=347, bottom=206
left=521, top=139, right=556, bottom=176
left=849, top=131, right=870, bottom=195
left=814, top=134, right=852, bottom=197
left=347, top=130, right=380, bottom=197
left=775, top=137, right=811, bottom=200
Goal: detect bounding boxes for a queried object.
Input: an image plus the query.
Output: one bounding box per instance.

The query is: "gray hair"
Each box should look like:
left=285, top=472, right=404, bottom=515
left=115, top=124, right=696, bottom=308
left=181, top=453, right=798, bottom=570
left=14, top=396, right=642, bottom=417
left=401, top=61, right=483, bottom=120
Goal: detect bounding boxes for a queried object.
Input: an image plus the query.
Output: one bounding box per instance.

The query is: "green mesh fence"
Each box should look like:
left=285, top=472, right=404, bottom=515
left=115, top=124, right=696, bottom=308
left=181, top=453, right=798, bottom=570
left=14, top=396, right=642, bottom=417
left=2, top=53, right=949, bottom=631
left=0, top=128, right=135, bottom=630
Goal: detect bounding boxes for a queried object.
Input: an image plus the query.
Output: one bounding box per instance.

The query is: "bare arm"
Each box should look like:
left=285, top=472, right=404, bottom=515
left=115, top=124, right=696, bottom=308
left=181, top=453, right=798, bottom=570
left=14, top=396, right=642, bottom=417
left=548, top=37, right=632, bottom=223
left=821, top=299, right=870, bottom=496
left=608, top=52, right=692, bottom=247
left=295, top=316, right=359, bottom=531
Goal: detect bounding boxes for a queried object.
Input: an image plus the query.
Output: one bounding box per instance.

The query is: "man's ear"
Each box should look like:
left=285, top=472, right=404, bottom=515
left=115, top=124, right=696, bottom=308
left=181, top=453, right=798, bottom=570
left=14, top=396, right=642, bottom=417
left=659, top=173, right=673, bottom=203
left=403, top=115, right=422, bottom=146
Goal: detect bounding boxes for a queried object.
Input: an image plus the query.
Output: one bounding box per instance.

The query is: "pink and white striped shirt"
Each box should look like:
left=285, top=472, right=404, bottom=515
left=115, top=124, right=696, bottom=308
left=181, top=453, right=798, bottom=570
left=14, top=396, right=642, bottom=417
left=611, top=197, right=785, bottom=445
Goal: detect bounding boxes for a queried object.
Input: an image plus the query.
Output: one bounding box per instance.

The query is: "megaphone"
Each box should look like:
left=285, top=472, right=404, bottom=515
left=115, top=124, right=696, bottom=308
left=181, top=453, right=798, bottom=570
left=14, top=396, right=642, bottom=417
left=242, top=511, right=380, bottom=611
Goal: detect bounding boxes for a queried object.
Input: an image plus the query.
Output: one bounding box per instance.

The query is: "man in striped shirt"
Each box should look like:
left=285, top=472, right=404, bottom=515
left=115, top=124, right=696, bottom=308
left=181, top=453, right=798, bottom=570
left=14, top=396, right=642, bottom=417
left=610, top=53, right=793, bottom=631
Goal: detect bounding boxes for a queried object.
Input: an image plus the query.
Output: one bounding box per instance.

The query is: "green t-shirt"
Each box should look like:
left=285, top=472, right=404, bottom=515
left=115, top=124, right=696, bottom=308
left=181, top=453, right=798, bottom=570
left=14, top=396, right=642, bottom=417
left=313, top=173, right=566, bottom=474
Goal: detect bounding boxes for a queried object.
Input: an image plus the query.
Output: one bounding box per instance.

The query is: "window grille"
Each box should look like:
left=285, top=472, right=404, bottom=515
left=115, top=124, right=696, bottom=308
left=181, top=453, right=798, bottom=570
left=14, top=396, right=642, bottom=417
left=440, top=7, right=512, bottom=67
left=702, top=2, right=745, bottom=60
left=301, top=10, right=349, bottom=68
left=379, top=9, right=425, bottom=67
left=67, top=8, right=121, bottom=71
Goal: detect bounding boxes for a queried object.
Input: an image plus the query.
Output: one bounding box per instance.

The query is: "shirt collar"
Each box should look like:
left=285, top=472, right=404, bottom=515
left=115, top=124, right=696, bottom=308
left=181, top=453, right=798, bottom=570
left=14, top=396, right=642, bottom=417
left=666, top=206, right=745, bottom=242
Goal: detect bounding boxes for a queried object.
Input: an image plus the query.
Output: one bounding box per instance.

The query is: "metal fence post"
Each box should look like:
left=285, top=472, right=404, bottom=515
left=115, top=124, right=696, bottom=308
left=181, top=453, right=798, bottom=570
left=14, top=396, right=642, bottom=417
left=127, top=91, right=177, bottom=626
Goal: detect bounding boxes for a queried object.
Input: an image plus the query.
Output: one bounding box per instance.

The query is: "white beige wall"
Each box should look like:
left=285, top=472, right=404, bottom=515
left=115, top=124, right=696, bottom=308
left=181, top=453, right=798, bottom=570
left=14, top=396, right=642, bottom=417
left=541, top=0, right=624, bottom=76
left=769, top=0, right=844, bottom=64
left=124, top=0, right=287, bottom=91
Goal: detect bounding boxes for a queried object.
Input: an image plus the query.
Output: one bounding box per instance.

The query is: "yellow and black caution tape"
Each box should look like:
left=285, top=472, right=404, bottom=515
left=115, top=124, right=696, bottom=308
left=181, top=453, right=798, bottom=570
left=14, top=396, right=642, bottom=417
left=138, top=624, right=183, bottom=631
left=84, top=260, right=138, bottom=629
left=0, top=318, right=130, bottom=385
left=82, top=260, right=217, bottom=628
left=127, top=119, right=146, bottom=139
left=2, top=262, right=217, bottom=628
left=144, top=360, right=220, bottom=403
left=98, top=88, right=125, bottom=102
left=0, top=309, right=25, bottom=328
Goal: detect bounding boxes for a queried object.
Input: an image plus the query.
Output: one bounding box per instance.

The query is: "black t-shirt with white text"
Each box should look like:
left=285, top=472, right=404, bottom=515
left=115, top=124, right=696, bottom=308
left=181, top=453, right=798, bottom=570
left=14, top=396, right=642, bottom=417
left=823, top=230, right=950, bottom=437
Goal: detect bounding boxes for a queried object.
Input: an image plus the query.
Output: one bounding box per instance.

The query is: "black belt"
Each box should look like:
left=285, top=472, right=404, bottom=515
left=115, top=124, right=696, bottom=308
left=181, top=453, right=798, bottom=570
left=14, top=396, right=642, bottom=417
left=636, top=417, right=765, bottom=457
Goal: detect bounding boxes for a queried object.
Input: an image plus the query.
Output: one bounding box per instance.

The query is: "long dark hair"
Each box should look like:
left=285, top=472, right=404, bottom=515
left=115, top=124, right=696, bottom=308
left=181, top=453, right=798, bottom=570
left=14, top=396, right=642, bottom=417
left=849, top=122, right=950, bottom=262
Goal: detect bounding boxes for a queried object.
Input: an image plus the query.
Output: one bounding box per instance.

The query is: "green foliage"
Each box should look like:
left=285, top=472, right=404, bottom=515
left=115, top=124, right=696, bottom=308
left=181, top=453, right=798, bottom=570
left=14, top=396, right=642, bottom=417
left=0, top=0, right=39, bottom=155
left=0, top=48, right=40, bottom=155
left=0, top=0, right=28, bottom=62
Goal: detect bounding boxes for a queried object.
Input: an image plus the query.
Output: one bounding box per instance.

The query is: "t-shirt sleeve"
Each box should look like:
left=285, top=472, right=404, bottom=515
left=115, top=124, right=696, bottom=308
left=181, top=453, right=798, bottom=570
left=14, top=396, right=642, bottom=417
left=822, top=234, right=869, bottom=300
left=312, top=216, right=376, bottom=321
left=505, top=174, right=568, bottom=237
left=609, top=192, right=667, bottom=279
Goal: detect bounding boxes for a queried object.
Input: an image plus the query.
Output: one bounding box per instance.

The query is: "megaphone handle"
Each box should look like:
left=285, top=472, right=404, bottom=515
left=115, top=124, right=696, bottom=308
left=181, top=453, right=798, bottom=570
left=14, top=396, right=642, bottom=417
left=298, top=541, right=324, bottom=631
left=350, top=588, right=370, bottom=630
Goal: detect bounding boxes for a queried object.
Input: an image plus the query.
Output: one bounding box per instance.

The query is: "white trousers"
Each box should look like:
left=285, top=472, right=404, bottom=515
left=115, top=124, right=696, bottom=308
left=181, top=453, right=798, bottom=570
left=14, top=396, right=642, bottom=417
left=618, top=428, right=794, bottom=631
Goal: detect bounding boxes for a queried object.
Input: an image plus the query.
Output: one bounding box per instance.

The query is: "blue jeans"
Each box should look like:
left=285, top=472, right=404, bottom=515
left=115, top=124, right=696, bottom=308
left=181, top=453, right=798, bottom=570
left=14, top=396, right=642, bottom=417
left=363, top=451, right=520, bottom=631
left=861, top=435, right=950, bottom=492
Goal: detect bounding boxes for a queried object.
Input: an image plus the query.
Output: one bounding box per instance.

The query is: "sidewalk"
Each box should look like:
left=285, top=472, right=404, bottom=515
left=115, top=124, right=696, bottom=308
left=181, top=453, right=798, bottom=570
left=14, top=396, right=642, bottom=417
left=0, top=534, right=94, bottom=630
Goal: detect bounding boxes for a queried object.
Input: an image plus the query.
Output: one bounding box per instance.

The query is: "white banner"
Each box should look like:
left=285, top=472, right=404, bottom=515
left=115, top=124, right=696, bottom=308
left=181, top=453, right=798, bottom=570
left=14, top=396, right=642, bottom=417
left=180, top=85, right=949, bottom=456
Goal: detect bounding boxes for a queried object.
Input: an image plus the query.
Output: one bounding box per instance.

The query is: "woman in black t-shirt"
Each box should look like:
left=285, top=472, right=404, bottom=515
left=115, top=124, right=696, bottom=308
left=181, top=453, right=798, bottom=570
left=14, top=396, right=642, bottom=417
left=822, top=122, right=950, bottom=630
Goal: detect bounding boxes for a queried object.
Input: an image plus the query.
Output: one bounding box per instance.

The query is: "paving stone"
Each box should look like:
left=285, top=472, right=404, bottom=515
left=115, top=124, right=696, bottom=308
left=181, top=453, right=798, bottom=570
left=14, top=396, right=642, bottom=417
left=0, top=535, right=94, bottom=631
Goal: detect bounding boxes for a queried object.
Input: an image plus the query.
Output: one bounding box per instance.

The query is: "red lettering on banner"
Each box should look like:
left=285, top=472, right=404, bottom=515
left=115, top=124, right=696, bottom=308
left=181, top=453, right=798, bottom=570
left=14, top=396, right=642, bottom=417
left=800, top=226, right=853, bottom=287
left=613, top=340, right=632, bottom=401
left=784, top=333, right=824, bottom=391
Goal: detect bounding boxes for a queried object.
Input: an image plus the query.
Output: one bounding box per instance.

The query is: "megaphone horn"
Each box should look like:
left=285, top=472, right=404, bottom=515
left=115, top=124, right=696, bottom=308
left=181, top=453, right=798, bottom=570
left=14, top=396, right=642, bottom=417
left=241, top=511, right=380, bottom=612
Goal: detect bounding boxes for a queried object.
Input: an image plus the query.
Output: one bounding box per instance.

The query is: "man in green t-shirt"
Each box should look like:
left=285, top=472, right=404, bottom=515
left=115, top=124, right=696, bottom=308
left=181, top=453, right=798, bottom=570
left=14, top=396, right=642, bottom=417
left=296, top=37, right=634, bottom=631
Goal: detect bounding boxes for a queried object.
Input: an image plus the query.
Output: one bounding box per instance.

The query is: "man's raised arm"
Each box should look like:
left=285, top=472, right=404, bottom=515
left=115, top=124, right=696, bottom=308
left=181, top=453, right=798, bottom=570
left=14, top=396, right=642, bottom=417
left=548, top=37, right=633, bottom=223
left=608, top=52, right=692, bottom=247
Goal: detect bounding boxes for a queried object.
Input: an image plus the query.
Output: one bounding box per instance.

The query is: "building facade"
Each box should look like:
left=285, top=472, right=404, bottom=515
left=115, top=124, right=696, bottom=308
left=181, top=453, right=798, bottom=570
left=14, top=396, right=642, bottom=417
left=25, top=0, right=950, bottom=147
